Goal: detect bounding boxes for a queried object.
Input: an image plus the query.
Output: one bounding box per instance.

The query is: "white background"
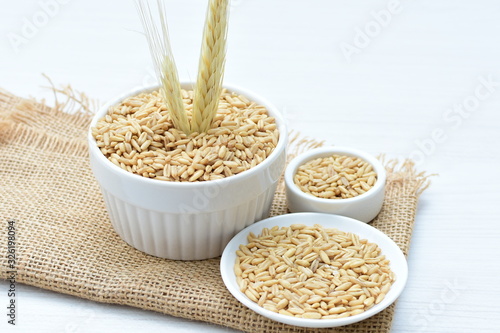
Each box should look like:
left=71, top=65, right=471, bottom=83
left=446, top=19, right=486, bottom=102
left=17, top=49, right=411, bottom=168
left=1, top=0, right=500, bottom=332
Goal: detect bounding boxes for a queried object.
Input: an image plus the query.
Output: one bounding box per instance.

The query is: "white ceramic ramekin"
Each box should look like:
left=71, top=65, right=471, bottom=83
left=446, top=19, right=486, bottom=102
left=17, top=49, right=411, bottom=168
left=284, top=147, right=386, bottom=223
left=88, top=83, right=287, bottom=260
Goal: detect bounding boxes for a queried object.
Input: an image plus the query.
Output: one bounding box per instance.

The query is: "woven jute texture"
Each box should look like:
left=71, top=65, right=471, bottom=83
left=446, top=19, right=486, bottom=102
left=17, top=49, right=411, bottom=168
left=0, top=90, right=429, bottom=332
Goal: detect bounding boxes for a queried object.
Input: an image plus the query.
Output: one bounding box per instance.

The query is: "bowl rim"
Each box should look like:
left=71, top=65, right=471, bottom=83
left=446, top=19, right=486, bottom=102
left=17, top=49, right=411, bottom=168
left=220, top=212, right=408, bottom=328
left=284, top=146, right=386, bottom=204
left=88, top=82, right=288, bottom=188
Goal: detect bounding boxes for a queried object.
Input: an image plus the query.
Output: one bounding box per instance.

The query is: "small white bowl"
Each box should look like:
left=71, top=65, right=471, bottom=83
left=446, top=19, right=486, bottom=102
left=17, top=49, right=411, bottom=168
left=284, top=147, right=386, bottom=223
left=220, top=213, right=408, bottom=328
left=88, top=82, right=287, bottom=260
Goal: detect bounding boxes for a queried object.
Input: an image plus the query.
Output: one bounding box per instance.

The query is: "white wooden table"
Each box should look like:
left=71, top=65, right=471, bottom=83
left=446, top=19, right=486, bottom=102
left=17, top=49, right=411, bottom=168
left=1, top=0, right=499, bottom=332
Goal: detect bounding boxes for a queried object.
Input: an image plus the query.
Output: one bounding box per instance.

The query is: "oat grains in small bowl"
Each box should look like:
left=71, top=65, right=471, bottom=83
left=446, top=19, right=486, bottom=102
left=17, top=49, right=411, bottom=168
left=88, top=83, right=287, bottom=260
left=284, top=147, right=386, bottom=222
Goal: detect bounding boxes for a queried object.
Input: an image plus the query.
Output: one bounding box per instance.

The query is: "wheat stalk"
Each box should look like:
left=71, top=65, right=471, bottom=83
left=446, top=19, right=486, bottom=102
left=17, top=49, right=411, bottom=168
left=136, top=0, right=191, bottom=134
left=191, top=0, right=230, bottom=133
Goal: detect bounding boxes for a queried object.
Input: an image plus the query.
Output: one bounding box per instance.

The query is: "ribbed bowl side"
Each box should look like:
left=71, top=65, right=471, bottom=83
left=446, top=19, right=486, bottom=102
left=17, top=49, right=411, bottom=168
left=100, top=182, right=279, bottom=260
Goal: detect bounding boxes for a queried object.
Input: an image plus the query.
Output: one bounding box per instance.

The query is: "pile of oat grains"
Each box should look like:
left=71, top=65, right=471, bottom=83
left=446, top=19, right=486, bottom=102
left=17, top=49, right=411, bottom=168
left=294, top=154, right=377, bottom=199
left=92, top=89, right=279, bottom=182
left=234, top=224, right=395, bottom=319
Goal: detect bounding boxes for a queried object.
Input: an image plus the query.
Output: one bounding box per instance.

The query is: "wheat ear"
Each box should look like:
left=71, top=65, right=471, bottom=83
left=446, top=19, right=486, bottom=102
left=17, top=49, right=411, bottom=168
left=136, top=0, right=191, bottom=134
left=191, top=0, right=230, bottom=133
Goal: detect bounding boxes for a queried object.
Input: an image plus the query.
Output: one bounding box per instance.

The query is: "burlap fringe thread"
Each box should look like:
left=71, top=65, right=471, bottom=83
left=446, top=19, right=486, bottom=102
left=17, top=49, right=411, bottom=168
left=0, top=86, right=431, bottom=333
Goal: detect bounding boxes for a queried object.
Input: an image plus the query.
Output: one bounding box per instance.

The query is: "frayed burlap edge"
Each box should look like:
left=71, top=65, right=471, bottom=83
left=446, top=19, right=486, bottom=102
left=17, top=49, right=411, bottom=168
left=0, top=79, right=96, bottom=140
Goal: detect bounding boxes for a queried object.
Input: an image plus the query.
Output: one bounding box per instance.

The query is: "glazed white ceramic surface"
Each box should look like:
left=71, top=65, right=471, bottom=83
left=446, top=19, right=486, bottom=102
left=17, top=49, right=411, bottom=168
left=88, top=83, right=287, bottom=260
left=284, top=147, right=386, bottom=223
left=220, top=213, right=408, bottom=328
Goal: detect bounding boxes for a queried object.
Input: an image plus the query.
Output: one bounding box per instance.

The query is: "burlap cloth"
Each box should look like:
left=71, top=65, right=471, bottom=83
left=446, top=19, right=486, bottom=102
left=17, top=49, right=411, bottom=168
left=0, top=89, right=430, bottom=332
